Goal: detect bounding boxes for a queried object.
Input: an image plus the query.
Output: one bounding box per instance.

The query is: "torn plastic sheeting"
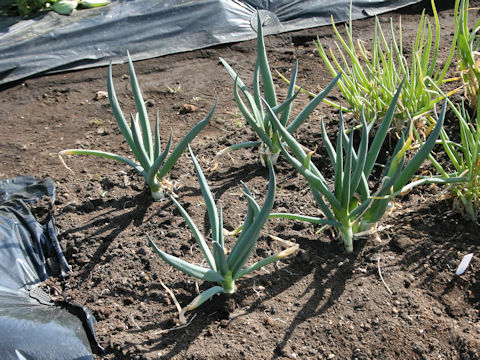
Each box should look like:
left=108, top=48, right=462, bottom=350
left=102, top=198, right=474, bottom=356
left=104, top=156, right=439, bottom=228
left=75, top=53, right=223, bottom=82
left=0, top=176, right=95, bottom=359
left=0, top=0, right=421, bottom=85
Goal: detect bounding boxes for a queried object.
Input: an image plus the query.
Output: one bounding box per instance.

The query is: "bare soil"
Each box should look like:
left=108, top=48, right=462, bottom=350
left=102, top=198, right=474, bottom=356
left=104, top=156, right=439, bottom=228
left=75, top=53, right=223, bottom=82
left=1, top=1, right=479, bottom=359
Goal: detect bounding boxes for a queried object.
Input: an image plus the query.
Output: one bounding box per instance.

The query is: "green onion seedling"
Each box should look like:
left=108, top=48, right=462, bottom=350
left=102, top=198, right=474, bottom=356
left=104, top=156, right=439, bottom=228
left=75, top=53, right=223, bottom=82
left=149, top=146, right=298, bottom=318
left=269, top=84, right=464, bottom=253
left=216, top=12, right=340, bottom=167
left=60, top=52, right=215, bottom=201
left=314, top=0, right=456, bottom=130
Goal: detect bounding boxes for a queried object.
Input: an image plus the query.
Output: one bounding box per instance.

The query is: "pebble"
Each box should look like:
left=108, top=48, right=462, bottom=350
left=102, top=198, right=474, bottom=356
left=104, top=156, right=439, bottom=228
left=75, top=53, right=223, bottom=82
left=123, top=296, right=135, bottom=305
left=179, top=103, right=198, bottom=114
left=404, top=274, right=415, bottom=288
left=137, top=247, right=148, bottom=256
left=412, top=341, right=427, bottom=355
left=353, top=351, right=370, bottom=360
left=94, top=90, right=108, bottom=100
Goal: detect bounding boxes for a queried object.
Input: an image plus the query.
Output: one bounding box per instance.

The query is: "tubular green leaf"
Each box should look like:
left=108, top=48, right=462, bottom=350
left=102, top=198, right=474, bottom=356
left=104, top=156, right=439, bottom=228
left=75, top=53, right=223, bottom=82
left=182, top=286, right=226, bottom=313
left=253, top=60, right=265, bottom=119
left=236, top=245, right=298, bottom=279
left=280, top=60, right=299, bottom=126
left=189, top=146, right=219, bottom=243
left=268, top=104, right=340, bottom=208
left=219, top=203, right=225, bottom=248
left=213, top=241, right=228, bottom=276
left=256, top=13, right=276, bottom=108
left=287, top=72, right=342, bottom=134
left=334, top=112, right=344, bottom=201
left=59, top=149, right=145, bottom=175
left=228, top=162, right=276, bottom=278
left=394, top=102, right=446, bottom=191
left=154, top=109, right=161, bottom=159
left=107, top=63, right=139, bottom=161
left=148, top=235, right=223, bottom=282
left=130, top=113, right=152, bottom=170
left=168, top=194, right=216, bottom=270
left=269, top=212, right=340, bottom=227
left=321, top=119, right=336, bottom=165
left=349, top=111, right=369, bottom=197
left=341, top=129, right=353, bottom=209
left=147, top=130, right=173, bottom=186
left=364, top=82, right=402, bottom=177
left=220, top=58, right=263, bottom=124
left=232, top=77, right=273, bottom=149
left=127, top=52, right=153, bottom=160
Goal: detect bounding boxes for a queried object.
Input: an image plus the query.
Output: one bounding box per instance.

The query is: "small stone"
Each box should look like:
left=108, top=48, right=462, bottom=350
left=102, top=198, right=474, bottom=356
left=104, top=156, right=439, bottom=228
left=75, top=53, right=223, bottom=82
left=432, top=307, right=442, bottom=316
left=123, top=296, right=135, bottom=305
left=353, top=350, right=370, bottom=360
left=360, top=322, right=371, bottom=331
left=404, top=274, right=415, bottom=288
left=392, top=306, right=399, bottom=314
left=137, top=247, right=148, bottom=256
left=412, top=341, right=427, bottom=355
left=296, top=251, right=311, bottom=264
left=179, top=103, right=198, bottom=114
left=264, top=317, right=275, bottom=327
left=94, top=90, right=108, bottom=100
left=327, top=354, right=336, bottom=359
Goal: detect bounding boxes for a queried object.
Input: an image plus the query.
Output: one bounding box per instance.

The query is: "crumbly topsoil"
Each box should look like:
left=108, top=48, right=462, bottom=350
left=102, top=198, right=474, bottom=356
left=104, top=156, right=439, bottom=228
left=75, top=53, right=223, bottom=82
left=1, top=1, right=479, bottom=359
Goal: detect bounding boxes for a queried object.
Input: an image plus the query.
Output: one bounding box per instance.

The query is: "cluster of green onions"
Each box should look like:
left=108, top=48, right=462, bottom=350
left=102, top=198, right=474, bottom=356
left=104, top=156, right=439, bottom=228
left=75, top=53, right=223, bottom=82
left=58, top=2, right=480, bottom=317
left=216, top=14, right=340, bottom=166
left=60, top=52, right=216, bottom=201
left=148, top=147, right=298, bottom=318
left=315, top=0, right=456, bottom=130
left=456, top=0, right=480, bottom=109
left=266, top=86, right=465, bottom=252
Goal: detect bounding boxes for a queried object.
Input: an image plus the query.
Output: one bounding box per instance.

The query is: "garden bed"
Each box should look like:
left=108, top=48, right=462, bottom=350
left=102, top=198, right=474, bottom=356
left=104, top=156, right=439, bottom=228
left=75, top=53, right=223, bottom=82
left=1, top=0, right=479, bottom=358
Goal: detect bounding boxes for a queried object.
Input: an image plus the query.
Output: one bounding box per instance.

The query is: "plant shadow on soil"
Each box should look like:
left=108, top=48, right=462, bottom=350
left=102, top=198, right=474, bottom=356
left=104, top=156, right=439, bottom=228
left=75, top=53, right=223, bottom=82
left=125, top=233, right=361, bottom=360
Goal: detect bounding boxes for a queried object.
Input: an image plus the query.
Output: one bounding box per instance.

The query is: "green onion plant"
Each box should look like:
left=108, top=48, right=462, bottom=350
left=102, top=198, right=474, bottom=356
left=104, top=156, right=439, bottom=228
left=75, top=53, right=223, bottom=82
left=60, top=53, right=215, bottom=201
left=218, top=13, right=340, bottom=166
left=455, top=0, right=480, bottom=109
left=315, top=0, right=456, bottom=129
left=268, top=86, right=464, bottom=253
left=148, top=147, right=297, bottom=317
left=422, top=96, right=480, bottom=222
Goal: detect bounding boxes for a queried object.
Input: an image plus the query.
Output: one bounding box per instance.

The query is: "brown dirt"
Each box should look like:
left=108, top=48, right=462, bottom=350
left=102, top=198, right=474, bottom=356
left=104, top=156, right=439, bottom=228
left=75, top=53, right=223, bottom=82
left=1, top=1, right=479, bottom=359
